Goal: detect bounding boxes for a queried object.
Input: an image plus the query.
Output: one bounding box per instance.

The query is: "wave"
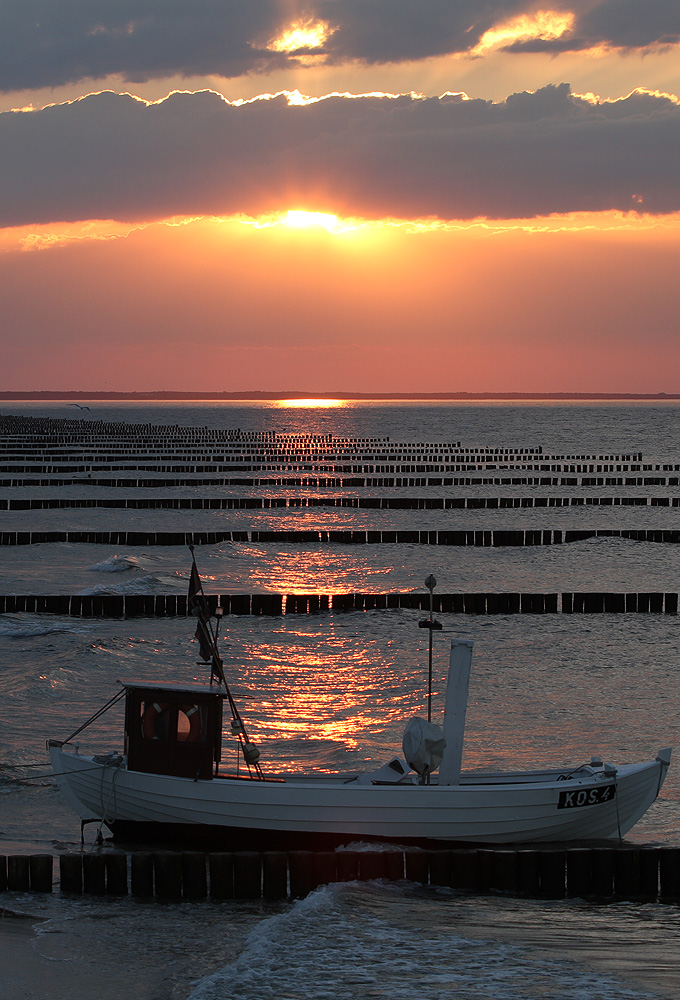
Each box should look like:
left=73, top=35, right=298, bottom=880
left=0, top=616, right=81, bottom=638
left=188, top=882, right=656, bottom=1000
left=78, top=572, right=182, bottom=596
left=88, top=554, right=142, bottom=573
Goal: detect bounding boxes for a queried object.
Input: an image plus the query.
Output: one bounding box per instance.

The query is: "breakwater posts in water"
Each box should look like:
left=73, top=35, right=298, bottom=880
left=2, top=848, right=680, bottom=902
left=2, top=496, right=680, bottom=510
left=3, top=476, right=680, bottom=489
left=3, top=528, right=680, bottom=546
left=0, top=592, right=677, bottom=616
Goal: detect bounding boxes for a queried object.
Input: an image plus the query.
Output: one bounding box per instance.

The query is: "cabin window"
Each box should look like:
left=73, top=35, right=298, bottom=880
left=141, top=700, right=171, bottom=741
left=139, top=700, right=206, bottom=744
left=177, top=703, right=205, bottom=743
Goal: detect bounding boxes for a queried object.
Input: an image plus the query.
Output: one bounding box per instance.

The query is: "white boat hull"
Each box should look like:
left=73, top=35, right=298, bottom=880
left=49, top=747, right=670, bottom=847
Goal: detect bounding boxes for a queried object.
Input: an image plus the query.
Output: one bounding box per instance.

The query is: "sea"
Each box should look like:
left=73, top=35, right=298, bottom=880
left=1, top=399, right=680, bottom=999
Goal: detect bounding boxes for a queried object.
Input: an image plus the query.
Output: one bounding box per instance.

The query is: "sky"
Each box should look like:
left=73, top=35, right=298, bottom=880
left=1, top=1, right=679, bottom=394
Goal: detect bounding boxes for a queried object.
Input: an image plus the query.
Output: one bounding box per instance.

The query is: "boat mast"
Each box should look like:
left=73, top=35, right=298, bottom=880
left=187, top=545, right=263, bottom=778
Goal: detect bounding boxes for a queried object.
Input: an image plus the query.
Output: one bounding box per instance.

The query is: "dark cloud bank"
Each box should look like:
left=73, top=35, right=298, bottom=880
left=0, top=1, right=678, bottom=92
left=1, top=84, right=679, bottom=225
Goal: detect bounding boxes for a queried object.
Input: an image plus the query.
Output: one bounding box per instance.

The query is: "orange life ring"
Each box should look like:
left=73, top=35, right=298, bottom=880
left=178, top=703, right=202, bottom=743
left=141, top=701, right=201, bottom=742
left=142, top=701, right=170, bottom=740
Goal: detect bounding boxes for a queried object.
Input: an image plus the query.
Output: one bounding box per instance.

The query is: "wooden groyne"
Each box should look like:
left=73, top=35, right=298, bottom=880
left=1, top=495, right=678, bottom=510
left=2, top=847, right=679, bottom=902
left=0, top=592, right=676, bottom=616
left=2, top=475, right=678, bottom=488
left=1, top=416, right=676, bottom=490
left=2, top=528, right=680, bottom=547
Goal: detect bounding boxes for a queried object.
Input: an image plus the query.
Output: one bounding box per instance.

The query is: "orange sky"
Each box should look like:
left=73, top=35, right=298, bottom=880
left=1, top=3, right=679, bottom=393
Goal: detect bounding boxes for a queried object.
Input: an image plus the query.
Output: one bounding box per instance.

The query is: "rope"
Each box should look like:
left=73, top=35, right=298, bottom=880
left=59, top=688, right=126, bottom=745
left=94, top=760, right=122, bottom=845
left=16, top=762, right=122, bottom=783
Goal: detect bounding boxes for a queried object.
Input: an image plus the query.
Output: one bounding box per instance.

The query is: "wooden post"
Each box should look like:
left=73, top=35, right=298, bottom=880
left=492, top=850, right=518, bottom=893
left=359, top=852, right=387, bottom=881
left=83, top=854, right=106, bottom=895
left=233, top=851, right=261, bottom=899
left=450, top=849, right=479, bottom=892
left=208, top=853, right=234, bottom=900
left=314, top=852, right=338, bottom=888
left=106, top=853, right=128, bottom=896
left=288, top=850, right=316, bottom=898
left=404, top=849, right=428, bottom=884
left=614, top=849, right=641, bottom=900
left=153, top=852, right=183, bottom=901
left=336, top=851, right=360, bottom=882
left=262, top=852, right=288, bottom=899
left=589, top=848, right=615, bottom=898
left=131, top=853, right=154, bottom=897
left=59, top=854, right=83, bottom=894
left=7, top=856, right=30, bottom=892
left=29, top=855, right=53, bottom=893
left=659, top=848, right=680, bottom=900
left=516, top=851, right=541, bottom=896
left=566, top=848, right=593, bottom=898
left=182, top=852, right=207, bottom=900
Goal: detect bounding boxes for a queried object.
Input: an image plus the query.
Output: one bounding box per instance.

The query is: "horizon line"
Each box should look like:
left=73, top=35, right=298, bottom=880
left=1, top=391, right=679, bottom=402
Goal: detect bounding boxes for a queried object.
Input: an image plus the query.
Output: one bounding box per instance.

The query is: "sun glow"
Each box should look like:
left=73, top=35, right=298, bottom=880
left=284, top=210, right=344, bottom=233
left=268, top=19, right=333, bottom=63
left=473, top=10, right=574, bottom=55
left=275, top=398, right=346, bottom=409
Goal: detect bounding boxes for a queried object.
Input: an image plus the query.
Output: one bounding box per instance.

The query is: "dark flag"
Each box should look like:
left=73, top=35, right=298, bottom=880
left=194, top=617, right=213, bottom=663
left=188, top=557, right=213, bottom=662
left=188, top=561, right=203, bottom=610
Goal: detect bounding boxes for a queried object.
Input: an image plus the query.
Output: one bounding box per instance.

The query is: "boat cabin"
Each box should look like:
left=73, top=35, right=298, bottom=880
left=123, top=681, right=226, bottom=780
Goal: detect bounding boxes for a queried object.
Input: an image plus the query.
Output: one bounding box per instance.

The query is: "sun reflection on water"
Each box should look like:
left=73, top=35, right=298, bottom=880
left=226, top=618, right=426, bottom=772
left=275, top=398, right=346, bottom=408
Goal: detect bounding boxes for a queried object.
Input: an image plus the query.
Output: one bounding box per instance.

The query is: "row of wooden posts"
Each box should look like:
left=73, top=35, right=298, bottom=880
left=3, top=847, right=680, bottom=902
left=2, top=528, right=680, bottom=546
left=1, top=495, right=678, bottom=510
left=1, top=475, right=675, bottom=488
left=0, top=592, right=677, bottom=617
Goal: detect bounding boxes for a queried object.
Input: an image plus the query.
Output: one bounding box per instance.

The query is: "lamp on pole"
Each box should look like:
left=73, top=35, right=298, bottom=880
left=418, top=574, right=442, bottom=722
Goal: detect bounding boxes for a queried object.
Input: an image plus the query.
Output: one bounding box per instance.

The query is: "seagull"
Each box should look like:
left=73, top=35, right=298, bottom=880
left=70, top=403, right=91, bottom=411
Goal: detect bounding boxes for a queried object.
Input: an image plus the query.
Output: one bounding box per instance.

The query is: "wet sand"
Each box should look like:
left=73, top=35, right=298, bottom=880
left=0, top=897, right=266, bottom=1000
left=1, top=912, right=59, bottom=1000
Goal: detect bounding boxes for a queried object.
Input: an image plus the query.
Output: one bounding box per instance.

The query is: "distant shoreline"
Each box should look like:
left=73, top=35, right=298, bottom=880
left=1, top=391, right=679, bottom=402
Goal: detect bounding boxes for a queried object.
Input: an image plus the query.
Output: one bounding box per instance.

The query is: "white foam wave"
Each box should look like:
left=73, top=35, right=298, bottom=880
left=88, top=554, right=140, bottom=573
left=188, top=882, right=657, bottom=1000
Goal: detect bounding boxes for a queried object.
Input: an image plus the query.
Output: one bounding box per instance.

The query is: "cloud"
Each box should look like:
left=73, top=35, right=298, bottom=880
left=0, top=2, right=678, bottom=93
left=505, top=0, right=680, bottom=52
left=1, top=84, right=679, bottom=226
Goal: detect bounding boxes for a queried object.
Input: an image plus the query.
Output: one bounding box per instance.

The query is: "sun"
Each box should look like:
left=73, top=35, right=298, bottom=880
left=284, top=210, right=341, bottom=233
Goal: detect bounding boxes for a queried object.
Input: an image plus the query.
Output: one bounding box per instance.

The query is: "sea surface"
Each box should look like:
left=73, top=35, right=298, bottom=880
left=1, top=399, right=680, bottom=999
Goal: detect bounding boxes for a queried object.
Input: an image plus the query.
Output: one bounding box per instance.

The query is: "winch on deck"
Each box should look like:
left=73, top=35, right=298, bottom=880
left=123, top=680, right=226, bottom=780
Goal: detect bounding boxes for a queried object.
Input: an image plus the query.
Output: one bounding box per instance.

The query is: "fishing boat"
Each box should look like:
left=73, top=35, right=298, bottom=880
left=49, top=553, right=671, bottom=848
